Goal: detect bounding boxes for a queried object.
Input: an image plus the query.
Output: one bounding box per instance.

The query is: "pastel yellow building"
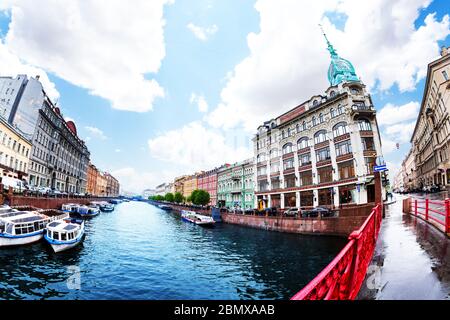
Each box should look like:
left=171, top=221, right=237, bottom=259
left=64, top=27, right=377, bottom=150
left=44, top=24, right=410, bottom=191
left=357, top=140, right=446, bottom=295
left=0, top=117, right=32, bottom=180
left=183, top=174, right=198, bottom=200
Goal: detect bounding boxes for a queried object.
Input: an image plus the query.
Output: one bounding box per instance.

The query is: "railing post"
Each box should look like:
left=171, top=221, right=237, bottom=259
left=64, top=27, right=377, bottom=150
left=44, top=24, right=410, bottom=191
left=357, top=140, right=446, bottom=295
left=347, top=231, right=361, bottom=300
left=445, top=199, right=450, bottom=235
left=425, top=198, right=429, bottom=221
left=414, top=199, right=417, bottom=216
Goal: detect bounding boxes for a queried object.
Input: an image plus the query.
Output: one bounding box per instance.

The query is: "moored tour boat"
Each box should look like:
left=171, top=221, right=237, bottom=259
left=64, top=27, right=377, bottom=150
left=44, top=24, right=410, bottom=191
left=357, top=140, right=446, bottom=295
left=159, top=205, right=172, bottom=211
left=44, top=218, right=85, bottom=253
left=181, top=210, right=215, bottom=227
left=0, top=207, right=69, bottom=247
left=61, top=203, right=80, bottom=213
left=77, top=205, right=100, bottom=218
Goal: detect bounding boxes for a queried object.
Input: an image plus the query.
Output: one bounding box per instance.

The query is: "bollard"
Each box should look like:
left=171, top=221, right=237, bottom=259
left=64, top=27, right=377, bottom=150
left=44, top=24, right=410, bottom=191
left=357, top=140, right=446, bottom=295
left=425, top=198, right=429, bottom=221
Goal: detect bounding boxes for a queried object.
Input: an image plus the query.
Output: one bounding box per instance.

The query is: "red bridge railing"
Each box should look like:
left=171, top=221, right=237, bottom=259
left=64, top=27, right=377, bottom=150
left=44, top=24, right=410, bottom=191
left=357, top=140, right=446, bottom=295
left=406, top=198, right=450, bottom=235
left=291, top=203, right=383, bottom=300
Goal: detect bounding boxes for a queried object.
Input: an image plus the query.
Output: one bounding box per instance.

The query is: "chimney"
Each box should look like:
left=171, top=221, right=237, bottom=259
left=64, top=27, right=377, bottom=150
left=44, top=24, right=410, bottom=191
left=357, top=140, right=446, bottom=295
left=35, top=75, right=40, bottom=80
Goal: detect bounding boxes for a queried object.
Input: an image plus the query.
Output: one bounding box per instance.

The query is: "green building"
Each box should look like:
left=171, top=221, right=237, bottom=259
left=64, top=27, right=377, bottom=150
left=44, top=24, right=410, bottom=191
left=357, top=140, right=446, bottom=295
left=217, top=158, right=254, bottom=209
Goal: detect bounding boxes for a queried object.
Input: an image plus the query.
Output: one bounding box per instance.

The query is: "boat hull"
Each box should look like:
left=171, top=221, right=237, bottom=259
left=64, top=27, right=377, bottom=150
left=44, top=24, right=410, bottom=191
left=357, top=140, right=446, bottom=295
left=181, top=216, right=215, bottom=227
left=44, top=233, right=84, bottom=253
left=0, top=232, right=43, bottom=247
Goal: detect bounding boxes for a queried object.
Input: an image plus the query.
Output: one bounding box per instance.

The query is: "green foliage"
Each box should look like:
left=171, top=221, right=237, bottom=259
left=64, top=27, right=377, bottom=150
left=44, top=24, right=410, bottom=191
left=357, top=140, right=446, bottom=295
left=190, top=189, right=210, bottom=206
left=164, top=193, right=174, bottom=202
left=174, top=192, right=183, bottom=203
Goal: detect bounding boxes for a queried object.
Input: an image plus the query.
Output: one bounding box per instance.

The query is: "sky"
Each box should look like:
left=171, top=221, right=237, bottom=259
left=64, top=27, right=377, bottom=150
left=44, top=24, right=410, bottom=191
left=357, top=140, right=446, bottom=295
left=0, top=0, right=449, bottom=194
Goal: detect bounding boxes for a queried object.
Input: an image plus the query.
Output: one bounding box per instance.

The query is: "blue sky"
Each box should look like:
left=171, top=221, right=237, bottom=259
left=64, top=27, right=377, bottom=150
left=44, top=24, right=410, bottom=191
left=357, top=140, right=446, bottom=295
left=0, top=0, right=449, bottom=193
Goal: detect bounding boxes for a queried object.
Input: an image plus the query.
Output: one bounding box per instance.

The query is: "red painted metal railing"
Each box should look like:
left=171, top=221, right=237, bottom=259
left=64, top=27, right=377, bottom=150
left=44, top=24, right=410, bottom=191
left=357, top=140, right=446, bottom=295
left=408, top=198, right=450, bottom=234
left=291, top=203, right=383, bottom=300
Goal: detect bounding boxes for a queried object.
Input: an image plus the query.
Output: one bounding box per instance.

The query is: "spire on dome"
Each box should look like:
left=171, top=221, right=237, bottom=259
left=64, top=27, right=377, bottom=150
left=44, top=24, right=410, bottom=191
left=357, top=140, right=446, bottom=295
left=319, top=24, right=360, bottom=86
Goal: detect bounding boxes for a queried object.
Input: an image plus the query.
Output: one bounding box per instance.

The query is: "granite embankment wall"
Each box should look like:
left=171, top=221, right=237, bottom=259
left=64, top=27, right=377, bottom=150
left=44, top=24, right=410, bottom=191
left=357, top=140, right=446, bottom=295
left=2, top=194, right=112, bottom=210
left=156, top=202, right=375, bottom=237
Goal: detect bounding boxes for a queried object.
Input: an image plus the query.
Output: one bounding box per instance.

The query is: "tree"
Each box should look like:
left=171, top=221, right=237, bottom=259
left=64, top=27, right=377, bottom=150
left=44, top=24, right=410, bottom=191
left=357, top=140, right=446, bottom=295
left=174, top=192, right=183, bottom=203
left=190, top=189, right=210, bottom=206
left=186, top=195, right=192, bottom=203
left=164, top=193, right=174, bottom=202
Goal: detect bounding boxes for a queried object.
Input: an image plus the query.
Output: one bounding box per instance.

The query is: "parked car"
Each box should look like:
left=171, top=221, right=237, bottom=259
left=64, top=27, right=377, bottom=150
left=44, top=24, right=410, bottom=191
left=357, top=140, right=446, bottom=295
left=284, top=207, right=299, bottom=217
left=1, top=177, right=28, bottom=193
left=38, top=186, right=52, bottom=195
left=306, top=206, right=334, bottom=218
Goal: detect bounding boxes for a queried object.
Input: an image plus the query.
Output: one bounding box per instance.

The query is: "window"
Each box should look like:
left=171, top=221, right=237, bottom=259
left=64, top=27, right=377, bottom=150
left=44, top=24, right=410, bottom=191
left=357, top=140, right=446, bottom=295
left=337, top=104, right=343, bottom=115
left=300, top=190, right=314, bottom=206
left=313, top=100, right=319, bottom=106
left=270, top=149, right=279, bottom=158
left=350, top=87, right=360, bottom=95
left=330, top=108, right=336, bottom=118
left=333, top=122, right=348, bottom=138
left=270, top=162, right=279, bottom=173
left=299, top=153, right=311, bottom=166
left=297, top=137, right=309, bottom=150
left=257, top=166, right=267, bottom=176
left=282, top=143, right=293, bottom=155
left=312, top=116, right=317, bottom=126
left=257, top=153, right=266, bottom=163
left=314, top=130, right=328, bottom=144
left=284, top=175, right=296, bottom=188
left=296, top=124, right=300, bottom=133
left=319, top=113, right=324, bottom=123
left=443, top=70, right=448, bottom=81
left=318, top=166, right=333, bottom=183
left=365, top=157, right=376, bottom=174
left=316, top=147, right=331, bottom=162
left=330, top=91, right=336, bottom=97
left=302, top=121, right=307, bottom=131
left=362, top=137, right=375, bottom=151
left=283, top=158, right=294, bottom=170
left=335, top=140, right=352, bottom=157
left=338, top=161, right=355, bottom=179
left=358, top=119, right=372, bottom=131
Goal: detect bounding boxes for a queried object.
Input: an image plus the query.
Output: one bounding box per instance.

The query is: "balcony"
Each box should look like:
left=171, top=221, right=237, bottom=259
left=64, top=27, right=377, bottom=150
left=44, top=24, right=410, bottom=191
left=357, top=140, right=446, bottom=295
left=350, top=104, right=375, bottom=117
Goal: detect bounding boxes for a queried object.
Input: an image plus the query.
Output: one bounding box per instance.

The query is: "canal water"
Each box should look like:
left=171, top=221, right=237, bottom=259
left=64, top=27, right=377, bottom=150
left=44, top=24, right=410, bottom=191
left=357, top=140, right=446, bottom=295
left=0, top=201, right=346, bottom=300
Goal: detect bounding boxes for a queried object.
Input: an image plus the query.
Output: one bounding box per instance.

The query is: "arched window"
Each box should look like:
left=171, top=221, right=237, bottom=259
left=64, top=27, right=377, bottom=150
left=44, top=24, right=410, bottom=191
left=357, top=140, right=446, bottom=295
left=333, top=122, right=348, bottom=138
left=330, top=91, right=336, bottom=98
left=282, top=130, right=285, bottom=139
left=314, top=130, right=328, bottom=144
left=330, top=108, right=335, bottom=118
left=319, top=113, right=324, bottom=123
left=287, top=127, right=291, bottom=137
left=313, top=100, right=319, bottom=107
left=358, top=119, right=372, bottom=131
left=350, top=87, right=360, bottom=95
left=270, top=149, right=279, bottom=158
left=337, top=104, right=343, bottom=115
left=302, top=121, right=307, bottom=131
left=282, top=143, right=293, bottom=155
left=297, top=137, right=309, bottom=150
left=312, top=116, right=317, bottom=126
left=296, top=123, right=300, bottom=133
left=257, top=153, right=266, bottom=163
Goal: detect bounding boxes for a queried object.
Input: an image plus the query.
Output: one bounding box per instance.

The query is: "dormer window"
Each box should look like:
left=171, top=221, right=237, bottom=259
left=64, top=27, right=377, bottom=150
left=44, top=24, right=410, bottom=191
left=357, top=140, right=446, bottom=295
left=350, top=87, right=360, bottom=95
left=330, top=91, right=336, bottom=98
left=313, top=100, right=319, bottom=107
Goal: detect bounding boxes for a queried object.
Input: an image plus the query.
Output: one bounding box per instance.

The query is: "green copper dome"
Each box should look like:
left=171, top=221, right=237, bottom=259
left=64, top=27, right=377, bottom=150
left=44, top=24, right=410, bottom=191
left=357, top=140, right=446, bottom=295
left=321, top=27, right=359, bottom=86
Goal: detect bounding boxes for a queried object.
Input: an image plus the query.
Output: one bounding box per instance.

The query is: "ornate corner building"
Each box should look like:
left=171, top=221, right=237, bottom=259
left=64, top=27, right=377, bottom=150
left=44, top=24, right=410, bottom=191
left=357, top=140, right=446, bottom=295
left=252, top=33, right=385, bottom=209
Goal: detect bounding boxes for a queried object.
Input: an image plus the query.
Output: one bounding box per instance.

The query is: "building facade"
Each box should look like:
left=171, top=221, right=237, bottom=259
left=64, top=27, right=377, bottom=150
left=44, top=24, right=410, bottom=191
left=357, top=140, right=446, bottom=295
left=1, top=74, right=90, bottom=193
left=86, top=163, right=98, bottom=195
left=95, top=171, right=107, bottom=196
left=409, top=46, right=450, bottom=190
left=174, top=175, right=188, bottom=196
left=155, top=183, right=167, bottom=196
left=0, top=117, right=32, bottom=180
left=105, top=172, right=120, bottom=197
left=401, top=150, right=416, bottom=191
left=253, top=35, right=384, bottom=209
left=164, top=182, right=174, bottom=195
left=197, top=167, right=220, bottom=206
left=183, top=174, right=199, bottom=199
left=217, top=159, right=254, bottom=209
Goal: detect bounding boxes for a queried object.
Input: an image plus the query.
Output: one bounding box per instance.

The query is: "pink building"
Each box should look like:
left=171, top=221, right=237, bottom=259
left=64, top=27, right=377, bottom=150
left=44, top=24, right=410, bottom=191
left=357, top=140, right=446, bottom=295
left=197, top=167, right=221, bottom=206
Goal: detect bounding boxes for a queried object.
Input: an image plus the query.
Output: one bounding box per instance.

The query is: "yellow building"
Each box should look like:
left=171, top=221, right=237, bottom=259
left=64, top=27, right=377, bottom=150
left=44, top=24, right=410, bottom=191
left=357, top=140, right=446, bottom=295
left=174, top=175, right=188, bottom=195
left=183, top=174, right=199, bottom=200
left=0, top=117, right=32, bottom=180
left=95, top=171, right=108, bottom=196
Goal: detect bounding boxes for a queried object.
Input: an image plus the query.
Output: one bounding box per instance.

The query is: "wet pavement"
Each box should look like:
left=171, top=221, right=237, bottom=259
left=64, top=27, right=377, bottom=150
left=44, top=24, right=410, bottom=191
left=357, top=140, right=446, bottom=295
left=358, top=193, right=450, bottom=300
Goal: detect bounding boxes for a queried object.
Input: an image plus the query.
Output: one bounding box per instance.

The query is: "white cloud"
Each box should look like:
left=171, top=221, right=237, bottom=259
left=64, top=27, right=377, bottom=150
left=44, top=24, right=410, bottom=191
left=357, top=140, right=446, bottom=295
left=85, top=126, right=107, bottom=140
left=115, top=149, right=121, bottom=153
left=205, top=0, right=450, bottom=131
left=190, top=93, right=209, bottom=113
left=147, top=121, right=252, bottom=172
left=377, top=101, right=420, bottom=126
left=384, top=121, right=416, bottom=143
left=0, top=0, right=172, bottom=112
left=381, top=136, right=398, bottom=155
left=111, top=167, right=175, bottom=194
left=187, top=23, right=218, bottom=41
left=0, top=40, right=59, bottom=101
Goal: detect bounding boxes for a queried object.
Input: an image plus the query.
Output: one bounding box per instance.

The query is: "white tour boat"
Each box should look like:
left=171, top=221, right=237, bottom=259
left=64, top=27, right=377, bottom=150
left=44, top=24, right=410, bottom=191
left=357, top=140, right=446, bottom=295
left=0, top=207, right=68, bottom=247
left=61, top=203, right=80, bottom=213
left=44, top=217, right=85, bottom=253
left=181, top=210, right=215, bottom=227
left=77, top=205, right=100, bottom=218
